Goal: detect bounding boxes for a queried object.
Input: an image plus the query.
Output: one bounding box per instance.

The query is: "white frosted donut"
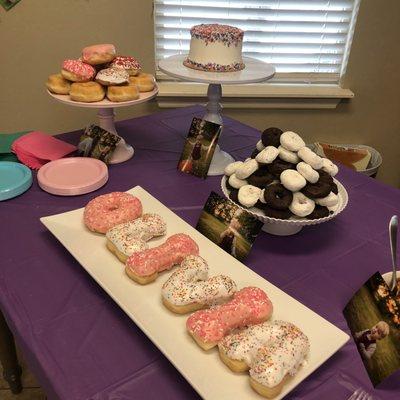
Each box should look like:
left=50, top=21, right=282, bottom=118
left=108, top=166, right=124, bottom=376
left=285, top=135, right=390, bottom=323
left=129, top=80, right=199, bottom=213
left=289, top=192, right=315, bottom=217
left=224, top=161, right=243, bottom=176
left=235, top=159, right=258, bottom=179
left=296, top=161, right=319, bottom=183
left=255, top=146, right=279, bottom=164
left=256, top=140, right=265, bottom=151
left=321, top=158, right=339, bottom=176
left=238, top=185, right=262, bottom=208
left=278, top=146, right=300, bottom=164
left=229, top=174, right=247, bottom=189
left=280, top=131, right=306, bottom=152
left=298, top=147, right=323, bottom=170
left=280, top=170, right=307, bottom=192
left=316, top=192, right=339, bottom=207
left=259, top=189, right=266, bottom=204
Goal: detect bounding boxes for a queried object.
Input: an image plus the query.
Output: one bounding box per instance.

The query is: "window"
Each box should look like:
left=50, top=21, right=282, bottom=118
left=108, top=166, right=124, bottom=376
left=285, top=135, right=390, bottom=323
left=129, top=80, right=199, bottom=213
left=154, top=0, right=361, bottom=85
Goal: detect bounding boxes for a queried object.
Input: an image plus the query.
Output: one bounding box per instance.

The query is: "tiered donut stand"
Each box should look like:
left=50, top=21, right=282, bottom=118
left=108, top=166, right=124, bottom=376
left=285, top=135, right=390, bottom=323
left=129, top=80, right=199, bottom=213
left=48, top=87, right=158, bottom=164
left=158, top=55, right=275, bottom=175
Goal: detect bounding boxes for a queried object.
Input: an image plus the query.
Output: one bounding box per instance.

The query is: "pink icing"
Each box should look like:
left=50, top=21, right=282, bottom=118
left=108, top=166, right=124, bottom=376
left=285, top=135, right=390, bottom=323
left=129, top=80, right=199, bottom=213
left=186, top=287, right=273, bottom=344
left=126, top=233, right=199, bottom=276
left=110, top=56, right=141, bottom=70
left=62, top=60, right=95, bottom=80
left=83, top=192, right=142, bottom=234
left=82, top=44, right=116, bottom=61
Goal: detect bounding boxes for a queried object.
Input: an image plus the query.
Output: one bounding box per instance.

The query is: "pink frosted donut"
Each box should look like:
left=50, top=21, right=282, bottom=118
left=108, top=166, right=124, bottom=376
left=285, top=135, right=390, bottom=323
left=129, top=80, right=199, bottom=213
left=109, top=56, right=141, bottom=76
left=84, top=192, right=142, bottom=234
left=61, top=59, right=96, bottom=82
left=82, top=44, right=116, bottom=65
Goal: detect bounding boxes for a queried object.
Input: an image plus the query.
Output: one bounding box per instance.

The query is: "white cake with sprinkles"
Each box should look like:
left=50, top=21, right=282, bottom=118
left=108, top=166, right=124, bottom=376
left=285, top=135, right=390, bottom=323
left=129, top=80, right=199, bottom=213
left=183, top=24, right=245, bottom=72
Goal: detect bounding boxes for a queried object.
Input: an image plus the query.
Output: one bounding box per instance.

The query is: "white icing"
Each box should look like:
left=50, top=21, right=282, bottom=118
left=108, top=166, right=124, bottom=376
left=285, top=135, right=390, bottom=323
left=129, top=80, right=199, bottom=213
left=256, top=146, right=279, bottom=164
left=224, top=161, right=243, bottom=176
left=229, top=174, right=247, bottom=189
left=321, top=158, right=339, bottom=176
left=235, top=159, right=258, bottom=179
left=162, top=255, right=236, bottom=306
left=316, top=192, right=339, bottom=207
left=278, top=146, right=300, bottom=164
left=238, top=185, right=261, bottom=208
left=298, top=147, right=323, bottom=170
left=296, top=162, right=319, bottom=184
left=280, top=170, right=307, bottom=192
left=280, top=131, right=305, bottom=152
left=289, top=192, right=315, bottom=217
left=256, top=140, right=265, bottom=151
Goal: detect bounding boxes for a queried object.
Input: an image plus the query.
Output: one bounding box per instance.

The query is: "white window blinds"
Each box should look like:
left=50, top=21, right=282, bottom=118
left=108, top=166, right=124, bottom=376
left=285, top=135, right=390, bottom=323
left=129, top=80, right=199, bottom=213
left=154, top=0, right=361, bottom=83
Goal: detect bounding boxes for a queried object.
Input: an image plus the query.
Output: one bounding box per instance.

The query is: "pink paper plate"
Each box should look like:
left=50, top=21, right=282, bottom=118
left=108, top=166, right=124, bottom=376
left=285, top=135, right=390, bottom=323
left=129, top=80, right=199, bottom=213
left=38, top=158, right=108, bottom=196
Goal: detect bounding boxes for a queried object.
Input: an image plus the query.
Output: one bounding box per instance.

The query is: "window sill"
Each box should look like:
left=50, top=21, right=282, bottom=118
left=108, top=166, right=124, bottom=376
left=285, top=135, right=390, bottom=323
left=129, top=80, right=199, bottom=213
left=156, top=82, right=354, bottom=110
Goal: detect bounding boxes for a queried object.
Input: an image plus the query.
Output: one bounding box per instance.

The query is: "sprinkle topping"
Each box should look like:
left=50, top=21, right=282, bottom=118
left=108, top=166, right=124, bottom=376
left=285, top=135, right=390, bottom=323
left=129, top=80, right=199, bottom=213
left=190, top=24, right=244, bottom=47
left=110, top=56, right=141, bottom=71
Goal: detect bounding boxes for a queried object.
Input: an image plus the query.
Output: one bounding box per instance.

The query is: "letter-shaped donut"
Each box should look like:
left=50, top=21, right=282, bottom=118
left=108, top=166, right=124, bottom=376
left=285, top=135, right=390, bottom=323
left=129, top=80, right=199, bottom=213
left=186, top=287, right=273, bottom=350
left=125, top=233, right=199, bottom=284
left=162, top=255, right=237, bottom=314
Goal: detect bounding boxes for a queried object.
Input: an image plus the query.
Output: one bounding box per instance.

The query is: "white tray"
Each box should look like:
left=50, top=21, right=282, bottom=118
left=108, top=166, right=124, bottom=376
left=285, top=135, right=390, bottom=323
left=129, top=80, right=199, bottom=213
left=40, top=186, right=349, bottom=400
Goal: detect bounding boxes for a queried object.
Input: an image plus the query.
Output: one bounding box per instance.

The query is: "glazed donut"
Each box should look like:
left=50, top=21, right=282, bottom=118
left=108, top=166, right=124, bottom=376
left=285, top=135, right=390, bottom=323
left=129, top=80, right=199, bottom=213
left=46, top=73, right=71, bottom=95
left=238, top=185, right=262, bottom=208
left=255, top=146, right=279, bottom=164
left=107, top=84, right=139, bottom=102
left=268, top=159, right=295, bottom=177
left=125, top=233, right=199, bottom=284
left=162, top=255, right=237, bottom=314
left=106, top=213, right=167, bottom=262
left=235, top=159, right=258, bottom=179
left=70, top=82, right=105, bottom=102
left=280, top=131, right=305, bottom=152
left=129, top=73, right=155, bottom=92
left=298, top=147, right=323, bottom=170
left=84, top=192, right=142, bottom=234
left=263, top=183, right=293, bottom=210
left=262, top=205, right=292, bottom=220
left=280, top=170, right=307, bottom=192
left=186, top=287, right=273, bottom=350
left=296, top=162, right=319, bottom=184
left=219, top=320, right=309, bottom=375
left=82, top=44, right=116, bottom=65
left=289, top=192, right=315, bottom=217
left=61, top=59, right=96, bottom=82
left=96, top=68, right=129, bottom=86
left=278, top=146, right=300, bottom=164
left=256, top=140, right=265, bottom=151
left=109, top=56, right=141, bottom=76
left=261, top=127, right=283, bottom=147
left=321, top=158, right=339, bottom=176
left=228, top=174, right=247, bottom=189
left=247, top=169, right=275, bottom=188
left=315, top=191, right=339, bottom=208
left=307, top=205, right=331, bottom=219
left=224, top=161, right=243, bottom=176
left=302, top=180, right=332, bottom=199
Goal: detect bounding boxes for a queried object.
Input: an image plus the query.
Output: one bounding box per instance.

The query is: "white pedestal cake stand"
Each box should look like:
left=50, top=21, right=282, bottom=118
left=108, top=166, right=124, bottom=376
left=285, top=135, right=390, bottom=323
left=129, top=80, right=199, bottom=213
left=158, top=55, right=275, bottom=175
left=48, top=87, right=158, bottom=164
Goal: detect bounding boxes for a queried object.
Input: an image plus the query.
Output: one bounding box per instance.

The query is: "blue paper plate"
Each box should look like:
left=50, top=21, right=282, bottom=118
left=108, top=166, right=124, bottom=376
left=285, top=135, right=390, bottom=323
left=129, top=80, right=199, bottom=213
left=0, top=162, right=32, bottom=201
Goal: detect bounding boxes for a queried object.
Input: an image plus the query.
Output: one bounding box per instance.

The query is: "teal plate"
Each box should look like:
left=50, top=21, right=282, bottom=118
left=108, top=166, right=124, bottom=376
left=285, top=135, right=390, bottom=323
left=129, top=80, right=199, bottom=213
left=0, top=162, right=32, bottom=201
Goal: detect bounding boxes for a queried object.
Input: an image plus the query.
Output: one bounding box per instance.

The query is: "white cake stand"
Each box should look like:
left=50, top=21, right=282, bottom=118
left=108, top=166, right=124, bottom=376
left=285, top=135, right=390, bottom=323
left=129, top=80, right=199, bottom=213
left=48, top=87, right=158, bottom=164
left=158, top=55, right=275, bottom=175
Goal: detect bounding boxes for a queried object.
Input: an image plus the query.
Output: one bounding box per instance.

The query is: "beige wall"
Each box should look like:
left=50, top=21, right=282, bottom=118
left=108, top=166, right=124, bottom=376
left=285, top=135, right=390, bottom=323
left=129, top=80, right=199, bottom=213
left=1, top=0, right=399, bottom=186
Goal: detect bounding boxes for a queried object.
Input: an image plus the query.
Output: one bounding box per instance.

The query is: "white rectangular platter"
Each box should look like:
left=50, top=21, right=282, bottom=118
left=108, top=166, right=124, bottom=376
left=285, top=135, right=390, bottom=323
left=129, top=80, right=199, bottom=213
left=41, top=186, right=349, bottom=400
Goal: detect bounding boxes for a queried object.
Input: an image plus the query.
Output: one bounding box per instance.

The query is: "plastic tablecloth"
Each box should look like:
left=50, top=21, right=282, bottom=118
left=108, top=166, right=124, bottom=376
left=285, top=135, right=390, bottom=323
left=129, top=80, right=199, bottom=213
left=1, top=105, right=400, bottom=399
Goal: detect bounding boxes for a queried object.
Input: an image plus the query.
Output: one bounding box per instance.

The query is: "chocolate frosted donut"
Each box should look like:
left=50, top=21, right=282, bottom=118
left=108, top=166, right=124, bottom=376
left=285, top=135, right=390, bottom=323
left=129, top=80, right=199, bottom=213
left=264, top=183, right=293, bottom=210
left=229, top=189, right=239, bottom=203
left=261, top=127, right=283, bottom=147
left=247, top=169, right=275, bottom=188
left=307, top=205, right=332, bottom=219
left=302, top=180, right=332, bottom=199
left=318, top=170, right=334, bottom=185
left=269, top=158, right=295, bottom=177
left=262, top=205, right=292, bottom=220
left=331, top=182, right=339, bottom=194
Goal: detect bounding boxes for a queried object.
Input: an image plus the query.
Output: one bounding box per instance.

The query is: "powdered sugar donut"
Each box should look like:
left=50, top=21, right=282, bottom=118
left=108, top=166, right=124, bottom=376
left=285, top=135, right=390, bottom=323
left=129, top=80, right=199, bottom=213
left=238, top=185, right=262, bottom=208
left=278, top=146, right=300, bottom=164
left=315, top=192, right=339, bottom=208
left=321, top=158, right=339, bottom=176
left=298, top=147, right=323, bottom=170
left=256, top=140, right=265, bottom=151
left=228, top=174, right=247, bottom=189
left=296, top=161, right=319, bottom=183
left=280, top=131, right=305, bottom=152
left=236, top=159, right=258, bottom=179
left=61, top=59, right=96, bottom=82
left=224, top=161, right=243, bottom=176
left=84, top=192, right=142, bottom=234
left=255, top=146, right=279, bottom=164
left=289, top=192, right=315, bottom=217
left=280, top=170, right=307, bottom=192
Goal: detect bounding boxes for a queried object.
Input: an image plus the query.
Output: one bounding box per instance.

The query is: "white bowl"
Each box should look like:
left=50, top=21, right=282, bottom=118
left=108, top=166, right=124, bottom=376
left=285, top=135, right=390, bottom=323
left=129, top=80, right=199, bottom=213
left=221, top=176, right=349, bottom=236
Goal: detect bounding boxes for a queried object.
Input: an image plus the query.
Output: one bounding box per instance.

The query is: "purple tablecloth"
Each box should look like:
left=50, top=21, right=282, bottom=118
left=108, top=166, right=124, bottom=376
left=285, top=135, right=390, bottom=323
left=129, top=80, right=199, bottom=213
left=1, top=105, right=400, bottom=399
